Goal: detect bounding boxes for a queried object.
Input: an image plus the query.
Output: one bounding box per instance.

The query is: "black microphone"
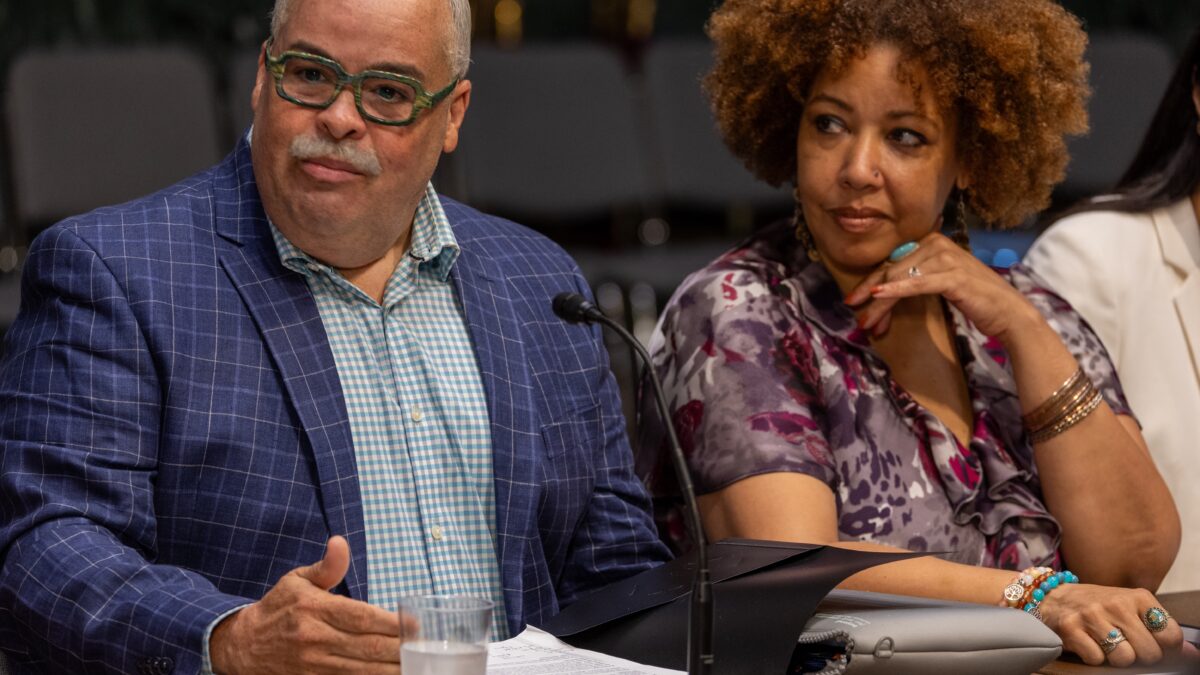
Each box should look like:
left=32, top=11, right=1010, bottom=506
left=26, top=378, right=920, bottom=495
left=551, top=291, right=606, bottom=324
left=552, top=291, right=713, bottom=675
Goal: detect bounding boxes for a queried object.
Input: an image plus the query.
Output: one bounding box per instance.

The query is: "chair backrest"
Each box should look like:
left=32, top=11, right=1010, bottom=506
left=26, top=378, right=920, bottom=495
left=1062, top=31, right=1174, bottom=198
left=457, top=43, right=650, bottom=220
left=227, top=48, right=262, bottom=143
left=642, top=39, right=788, bottom=209
left=4, top=45, right=222, bottom=232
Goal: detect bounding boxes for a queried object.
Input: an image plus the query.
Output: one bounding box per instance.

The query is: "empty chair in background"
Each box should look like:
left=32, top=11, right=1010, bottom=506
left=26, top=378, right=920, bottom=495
left=575, top=39, right=795, bottom=306
left=4, top=45, right=222, bottom=236
left=227, top=48, right=262, bottom=142
left=456, top=43, right=650, bottom=239
left=642, top=39, right=789, bottom=217
left=1060, top=31, right=1174, bottom=201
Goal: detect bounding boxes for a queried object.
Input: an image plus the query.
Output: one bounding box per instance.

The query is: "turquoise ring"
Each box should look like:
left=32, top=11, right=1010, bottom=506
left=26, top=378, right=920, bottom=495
left=1098, top=628, right=1126, bottom=655
left=1143, top=607, right=1171, bottom=633
left=888, top=242, right=919, bottom=262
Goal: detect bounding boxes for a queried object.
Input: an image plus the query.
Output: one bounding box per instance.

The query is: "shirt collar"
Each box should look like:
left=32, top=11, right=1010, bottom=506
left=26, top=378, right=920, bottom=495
left=788, top=253, right=872, bottom=349
left=267, top=182, right=460, bottom=283
left=406, top=182, right=460, bottom=282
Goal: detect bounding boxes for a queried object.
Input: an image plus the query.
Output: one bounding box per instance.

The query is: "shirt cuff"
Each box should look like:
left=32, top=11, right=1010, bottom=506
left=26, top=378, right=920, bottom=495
left=201, top=604, right=251, bottom=674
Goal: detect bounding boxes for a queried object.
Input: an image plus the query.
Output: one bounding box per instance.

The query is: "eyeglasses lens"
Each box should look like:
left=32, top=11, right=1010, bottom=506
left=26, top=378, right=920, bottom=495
left=279, top=56, right=417, bottom=123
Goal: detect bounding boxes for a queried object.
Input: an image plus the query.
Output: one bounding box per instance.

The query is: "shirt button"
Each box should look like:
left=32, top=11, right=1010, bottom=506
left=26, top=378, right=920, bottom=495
left=411, top=408, right=424, bottom=422
left=431, top=525, right=444, bottom=541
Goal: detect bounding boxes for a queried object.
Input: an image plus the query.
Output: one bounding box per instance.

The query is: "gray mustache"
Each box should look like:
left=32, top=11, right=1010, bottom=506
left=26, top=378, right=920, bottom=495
left=290, top=135, right=383, bottom=176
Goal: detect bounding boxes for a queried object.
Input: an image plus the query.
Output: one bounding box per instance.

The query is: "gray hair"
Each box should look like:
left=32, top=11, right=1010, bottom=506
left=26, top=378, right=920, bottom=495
left=270, top=0, right=472, bottom=79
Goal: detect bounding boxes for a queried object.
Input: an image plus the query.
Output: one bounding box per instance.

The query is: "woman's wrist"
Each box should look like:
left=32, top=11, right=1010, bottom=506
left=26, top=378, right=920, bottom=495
left=991, top=303, right=1086, bottom=412
left=1022, top=368, right=1104, bottom=443
left=1000, top=567, right=1079, bottom=619
left=990, top=298, right=1053, bottom=350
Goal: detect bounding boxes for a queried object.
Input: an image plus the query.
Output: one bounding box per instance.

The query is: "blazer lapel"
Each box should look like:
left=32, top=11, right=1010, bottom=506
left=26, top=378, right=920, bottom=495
left=212, top=142, right=368, bottom=601
left=1176, top=275, right=1200, bottom=386
left=1154, top=200, right=1200, bottom=389
left=450, top=235, right=538, bottom=637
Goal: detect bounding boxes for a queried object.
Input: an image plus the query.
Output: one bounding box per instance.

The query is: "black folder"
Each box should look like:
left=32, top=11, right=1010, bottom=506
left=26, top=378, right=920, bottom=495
left=538, top=539, right=921, bottom=673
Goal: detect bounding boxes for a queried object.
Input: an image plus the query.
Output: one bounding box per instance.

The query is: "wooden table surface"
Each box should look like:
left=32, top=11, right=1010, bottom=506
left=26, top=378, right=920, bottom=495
left=1037, top=591, right=1200, bottom=675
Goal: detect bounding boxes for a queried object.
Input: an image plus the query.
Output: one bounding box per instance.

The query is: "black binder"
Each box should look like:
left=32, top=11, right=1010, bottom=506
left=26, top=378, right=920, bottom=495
left=538, top=539, right=920, bottom=674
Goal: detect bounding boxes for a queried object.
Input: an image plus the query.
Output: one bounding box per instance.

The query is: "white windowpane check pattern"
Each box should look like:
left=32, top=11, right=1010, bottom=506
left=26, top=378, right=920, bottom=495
left=269, top=184, right=508, bottom=639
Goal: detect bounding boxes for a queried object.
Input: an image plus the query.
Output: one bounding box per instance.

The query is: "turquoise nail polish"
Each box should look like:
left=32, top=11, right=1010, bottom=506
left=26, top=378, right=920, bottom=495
left=888, top=242, right=918, bottom=262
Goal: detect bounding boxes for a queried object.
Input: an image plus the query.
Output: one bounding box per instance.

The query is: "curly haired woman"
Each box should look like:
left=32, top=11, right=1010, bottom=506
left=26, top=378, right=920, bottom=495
left=638, top=0, right=1194, bottom=666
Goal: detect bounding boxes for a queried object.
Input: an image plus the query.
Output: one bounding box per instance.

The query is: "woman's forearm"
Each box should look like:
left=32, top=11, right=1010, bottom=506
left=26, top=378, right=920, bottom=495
left=831, top=541, right=1017, bottom=603
left=997, top=308, right=1180, bottom=589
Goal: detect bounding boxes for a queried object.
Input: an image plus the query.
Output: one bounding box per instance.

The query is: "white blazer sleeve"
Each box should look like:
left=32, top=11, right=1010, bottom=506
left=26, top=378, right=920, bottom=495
left=1023, top=212, right=1136, bottom=364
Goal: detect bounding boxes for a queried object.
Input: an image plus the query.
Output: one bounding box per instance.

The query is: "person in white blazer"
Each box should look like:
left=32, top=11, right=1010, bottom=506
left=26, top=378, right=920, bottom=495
left=1026, top=24, right=1200, bottom=593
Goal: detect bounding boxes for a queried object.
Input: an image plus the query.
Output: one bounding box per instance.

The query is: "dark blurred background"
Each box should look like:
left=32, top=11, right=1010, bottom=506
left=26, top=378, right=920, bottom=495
left=1, top=0, right=1196, bottom=419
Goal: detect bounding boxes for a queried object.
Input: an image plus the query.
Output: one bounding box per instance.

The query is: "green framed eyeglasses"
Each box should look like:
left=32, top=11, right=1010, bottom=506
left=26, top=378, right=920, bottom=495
left=262, top=39, right=459, bottom=126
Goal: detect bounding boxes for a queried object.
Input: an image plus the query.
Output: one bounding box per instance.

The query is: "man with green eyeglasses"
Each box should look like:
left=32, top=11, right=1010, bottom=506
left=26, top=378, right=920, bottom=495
left=0, top=0, right=670, bottom=672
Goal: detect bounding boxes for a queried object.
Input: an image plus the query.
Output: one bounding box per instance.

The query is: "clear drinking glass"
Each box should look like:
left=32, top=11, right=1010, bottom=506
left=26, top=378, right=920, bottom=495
left=398, top=595, right=495, bottom=675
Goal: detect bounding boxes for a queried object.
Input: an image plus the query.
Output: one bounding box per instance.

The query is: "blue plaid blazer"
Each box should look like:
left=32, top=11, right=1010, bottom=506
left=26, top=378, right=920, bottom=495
left=0, top=139, right=669, bottom=674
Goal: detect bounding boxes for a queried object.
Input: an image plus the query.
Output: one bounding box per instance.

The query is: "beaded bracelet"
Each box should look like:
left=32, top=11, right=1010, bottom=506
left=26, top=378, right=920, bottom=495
left=1001, top=566, right=1054, bottom=607
left=1000, top=567, right=1079, bottom=617
left=1021, top=570, right=1079, bottom=616
left=1021, top=569, right=1060, bottom=607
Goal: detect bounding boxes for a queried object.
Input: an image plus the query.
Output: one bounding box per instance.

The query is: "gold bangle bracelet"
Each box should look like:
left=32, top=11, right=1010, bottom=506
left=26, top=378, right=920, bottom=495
left=1030, top=386, right=1101, bottom=442
left=1022, top=368, right=1087, bottom=429
left=1028, top=387, right=1103, bottom=444
left=1029, top=378, right=1096, bottom=433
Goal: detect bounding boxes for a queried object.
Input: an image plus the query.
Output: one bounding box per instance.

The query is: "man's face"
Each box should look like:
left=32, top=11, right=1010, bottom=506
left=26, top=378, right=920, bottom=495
left=250, top=0, right=470, bottom=270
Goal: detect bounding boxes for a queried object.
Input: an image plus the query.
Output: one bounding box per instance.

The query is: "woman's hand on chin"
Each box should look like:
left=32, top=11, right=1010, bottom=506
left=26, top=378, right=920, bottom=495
left=844, top=231, right=1041, bottom=341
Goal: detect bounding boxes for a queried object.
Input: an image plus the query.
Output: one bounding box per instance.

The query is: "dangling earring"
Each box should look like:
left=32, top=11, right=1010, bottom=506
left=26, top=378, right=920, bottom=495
left=950, top=191, right=972, bottom=253
left=793, top=189, right=820, bottom=262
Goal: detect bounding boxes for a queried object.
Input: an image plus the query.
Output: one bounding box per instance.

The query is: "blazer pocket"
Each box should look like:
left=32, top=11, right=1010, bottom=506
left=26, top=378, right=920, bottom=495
left=540, top=403, right=601, bottom=461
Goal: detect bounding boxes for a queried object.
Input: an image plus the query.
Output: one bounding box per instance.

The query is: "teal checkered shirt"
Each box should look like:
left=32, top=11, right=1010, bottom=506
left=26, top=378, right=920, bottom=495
left=270, top=184, right=508, bottom=640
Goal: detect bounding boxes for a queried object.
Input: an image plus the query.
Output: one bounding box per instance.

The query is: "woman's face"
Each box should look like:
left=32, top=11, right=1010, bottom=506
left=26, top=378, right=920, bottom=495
left=796, top=44, right=965, bottom=281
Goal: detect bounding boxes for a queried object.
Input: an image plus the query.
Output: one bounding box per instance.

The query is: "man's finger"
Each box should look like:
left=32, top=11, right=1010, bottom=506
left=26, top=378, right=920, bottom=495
left=296, top=536, right=351, bottom=591
left=328, top=631, right=403, bottom=663
left=319, top=597, right=404, bottom=636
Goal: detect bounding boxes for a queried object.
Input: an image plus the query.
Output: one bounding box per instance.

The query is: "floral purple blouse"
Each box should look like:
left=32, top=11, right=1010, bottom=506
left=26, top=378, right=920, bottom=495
left=638, top=221, right=1132, bottom=571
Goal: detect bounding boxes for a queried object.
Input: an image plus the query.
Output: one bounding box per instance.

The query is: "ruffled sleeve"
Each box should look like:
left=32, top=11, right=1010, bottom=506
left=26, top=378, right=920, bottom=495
left=1007, top=263, right=1134, bottom=419
left=639, top=252, right=838, bottom=497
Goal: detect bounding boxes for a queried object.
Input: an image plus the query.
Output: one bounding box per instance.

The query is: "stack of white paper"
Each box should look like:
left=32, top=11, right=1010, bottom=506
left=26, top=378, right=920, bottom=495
left=487, top=626, right=685, bottom=674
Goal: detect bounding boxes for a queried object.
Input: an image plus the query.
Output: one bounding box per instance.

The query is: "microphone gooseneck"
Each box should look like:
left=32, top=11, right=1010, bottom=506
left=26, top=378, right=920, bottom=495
left=551, top=291, right=713, bottom=675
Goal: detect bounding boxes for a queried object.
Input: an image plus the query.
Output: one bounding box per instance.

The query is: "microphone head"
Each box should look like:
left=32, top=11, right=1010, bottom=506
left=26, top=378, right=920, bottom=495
left=552, top=292, right=597, bottom=324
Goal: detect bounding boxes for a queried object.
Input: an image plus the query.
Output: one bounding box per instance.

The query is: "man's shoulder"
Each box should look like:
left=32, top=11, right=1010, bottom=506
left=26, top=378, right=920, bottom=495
left=439, top=195, right=578, bottom=268
left=41, top=148, right=249, bottom=253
